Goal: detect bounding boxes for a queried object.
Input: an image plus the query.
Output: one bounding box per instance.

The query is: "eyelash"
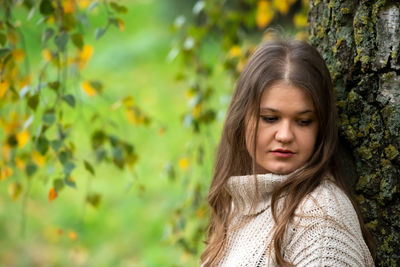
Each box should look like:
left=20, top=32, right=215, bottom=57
left=260, top=116, right=313, bottom=126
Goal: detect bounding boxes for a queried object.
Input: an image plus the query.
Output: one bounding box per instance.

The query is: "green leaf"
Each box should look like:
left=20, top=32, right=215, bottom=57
left=53, top=178, right=64, bottom=191
left=25, top=162, right=38, bottom=177
left=42, top=27, right=54, bottom=44
left=84, top=160, right=95, bottom=175
left=0, top=32, right=6, bottom=47
left=36, top=136, right=49, bottom=155
left=7, top=134, right=18, bottom=147
left=63, top=161, right=76, bottom=176
left=0, top=48, right=11, bottom=58
left=39, top=0, right=54, bottom=16
left=54, top=32, right=69, bottom=51
left=86, top=193, right=101, bottom=208
left=50, top=139, right=62, bottom=152
left=94, top=27, right=106, bottom=40
left=27, top=94, right=39, bottom=111
left=89, top=80, right=103, bottom=92
left=48, top=81, right=60, bottom=91
left=58, top=151, right=69, bottom=165
left=61, top=13, right=77, bottom=31
left=91, top=130, right=106, bottom=149
left=64, top=176, right=77, bottom=188
left=42, top=109, right=56, bottom=125
left=112, top=146, right=124, bottom=169
left=71, top=33, right=84, bottom=50
left=62, top=94, right=75, bottom=107
left=110, top=2, right=128, bottom=13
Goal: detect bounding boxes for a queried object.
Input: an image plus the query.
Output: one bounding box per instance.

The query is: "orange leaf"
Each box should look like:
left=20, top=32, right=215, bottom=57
left=42, top=49, right=52, bottom=62
left=1, top=166, right=13, bottom=181
left=78, top=45, right=94, bottom=69
left=68, top=231, right=78, bottom=240
left=117, top=18, right=125, bottom=31
left=48, top=187, right=58, bottom=202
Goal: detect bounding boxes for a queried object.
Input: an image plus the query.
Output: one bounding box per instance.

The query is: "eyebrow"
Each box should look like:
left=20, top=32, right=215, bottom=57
left=260, top=107, right=314, bottom=114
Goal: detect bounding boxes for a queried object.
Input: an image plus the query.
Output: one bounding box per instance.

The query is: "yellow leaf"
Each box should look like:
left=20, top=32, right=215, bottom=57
left=0, top=80, right=9, bottom=98
left=81, top=81, right=97, bottom=97
left=12, top=49, right=25, bottom=62
left=294, top=13, right=308, bottom=28
left=78, top=45, right=94, bottom=69
left=273, top=0, right=289, bottom=15
left=256, top=1, right=274, bottom=28
left=8, top=182, right=22, bottom=201
left=192, top=103, right=202, bottom=118
left=178, top=158, right=189, bottom=170
left=16, top=130, right=30, bottom=148
left=1, top=166, right=13, bottom=181
left=68, top=231, right=78, bottom=241
left=48, top=187, right=58, bottom=202
left=117, top=18, right=125, bottom=31
left=15, top=157, right=25, bottom=170
left=78, top=0, right=90, bottom=9
left=236, top=58, right=248, bottom=73
left=43, top=49, right=52, bottom=62
left=63, top=0, right=75, bottom=13
left=125, top=109, right=139, bottom=124
left=32, top=150, right=46, bottom=167
left=122, top=96, right=135, bottom=108
left=227, top=45, right=241, bottom=58
left=185, top=88, right=196, bottom=99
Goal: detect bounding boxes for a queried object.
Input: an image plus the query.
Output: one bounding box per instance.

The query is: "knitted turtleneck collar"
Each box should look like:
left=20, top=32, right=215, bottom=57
left=225, top=173, right=291, bottom=216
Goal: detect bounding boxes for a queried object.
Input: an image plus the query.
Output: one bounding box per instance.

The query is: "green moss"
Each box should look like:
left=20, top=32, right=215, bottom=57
left=341, top=8, right=350, bottom=14
left=344, top=125, right=357, bottom=142
left=360, top=55, right=370, bottom=65
left=316, top=26, right=325, bottom=39
left=380, top=234, right=393, bottom=253
left=365, top=219, right=378, bottom=231
left=356, top=145, right=372, bottom=159
left=384, top=144, right=398, bottom=160
left=356, top=175, right=369, bottom=190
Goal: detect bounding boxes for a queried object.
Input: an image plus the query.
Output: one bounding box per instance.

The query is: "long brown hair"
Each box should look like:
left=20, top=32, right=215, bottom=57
left=201, top=39, right=375, bottom=266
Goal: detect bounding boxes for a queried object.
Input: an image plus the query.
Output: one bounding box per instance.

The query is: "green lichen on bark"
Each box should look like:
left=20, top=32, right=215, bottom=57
left=309, top=0, right=400, bottom=265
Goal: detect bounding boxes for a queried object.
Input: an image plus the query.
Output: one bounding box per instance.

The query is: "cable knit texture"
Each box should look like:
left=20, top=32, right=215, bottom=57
left=216, top=173, right=374, bottom=266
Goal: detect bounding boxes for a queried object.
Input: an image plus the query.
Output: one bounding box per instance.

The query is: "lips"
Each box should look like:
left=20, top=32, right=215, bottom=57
left=271, top=148, right=295, bottom=158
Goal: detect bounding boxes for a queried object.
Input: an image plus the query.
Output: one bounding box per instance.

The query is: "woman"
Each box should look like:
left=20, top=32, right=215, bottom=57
left=201, top=39, right=375, bottom=266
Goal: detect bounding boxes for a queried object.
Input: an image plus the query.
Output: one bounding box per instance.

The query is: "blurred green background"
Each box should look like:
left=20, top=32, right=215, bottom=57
left=0, top=0, right=306, bottom=266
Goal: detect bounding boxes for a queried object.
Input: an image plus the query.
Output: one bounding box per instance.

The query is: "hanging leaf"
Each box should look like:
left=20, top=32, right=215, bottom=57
left=16, top=130, right=30, bottom=148
left=25, top=161, right=38, bottom=177
left=48, top=187, right=58, bottom=202
left=53, top=178, right=64, bottom=191
left=54, top=32, right=69, bottom=51
left=27, top=94, right=39, bottom=110
left=42, top=109, right=56, bottom=125
left=8, top=182, right=23, bottom=201
left=84, top=160, right=95, bottom=175
left=39, top=0, right=55, bottom=16
left=36, top=136, right=49, bottom=155
left=50, top=139, right=62, bottom=152
left=86, top=193, right=101, bottom=208
left=62, top=94, right=75, bottom=107
left=110, top=2, right=128, bottom=14
left=94, top=27, right=106, bottom=40
left=71, top=33, right=84, bottom=50
left=48, top=81, right=60, bottom=91
left=0, top=32, right=6, bottom=46
left=64, top=176, right=76, bottom=188
left=42, top=27, right=54, bottom=44
left=63, top=161, right=76, bottom=176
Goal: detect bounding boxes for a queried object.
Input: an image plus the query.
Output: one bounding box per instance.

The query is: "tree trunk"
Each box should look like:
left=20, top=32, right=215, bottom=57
left=308, top=0, right=400, bottom=266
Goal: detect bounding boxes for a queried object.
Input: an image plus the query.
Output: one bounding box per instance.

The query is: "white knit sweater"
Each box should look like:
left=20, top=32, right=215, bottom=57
left=215, top=173, right=374, bottom=266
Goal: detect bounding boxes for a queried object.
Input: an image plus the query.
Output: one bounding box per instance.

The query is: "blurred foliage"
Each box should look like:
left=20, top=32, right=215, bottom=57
left=0, top=0, right=148, bottom=225
left=168, top=0, right=310, bottom=260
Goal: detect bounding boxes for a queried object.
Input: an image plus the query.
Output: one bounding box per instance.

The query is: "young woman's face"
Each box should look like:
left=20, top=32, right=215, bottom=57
left=245, top=81, right=319, bottom=174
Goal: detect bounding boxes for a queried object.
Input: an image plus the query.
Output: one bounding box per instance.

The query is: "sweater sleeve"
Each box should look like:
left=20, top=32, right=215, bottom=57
left=283, top=180, right=374, bottom=267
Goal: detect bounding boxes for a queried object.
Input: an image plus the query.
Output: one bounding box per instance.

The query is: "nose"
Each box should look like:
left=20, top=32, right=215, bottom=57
left=275, top=121, right=294, bottom=143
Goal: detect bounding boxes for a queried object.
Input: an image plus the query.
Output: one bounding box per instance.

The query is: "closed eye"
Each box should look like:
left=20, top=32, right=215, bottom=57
left=261, top=116, right=278, bottom=123
left=297, top=119, right=313, bottom=126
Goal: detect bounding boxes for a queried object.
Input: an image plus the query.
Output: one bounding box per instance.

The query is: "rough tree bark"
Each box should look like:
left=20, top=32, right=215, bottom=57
left=308, top=0, right=400, bottom=266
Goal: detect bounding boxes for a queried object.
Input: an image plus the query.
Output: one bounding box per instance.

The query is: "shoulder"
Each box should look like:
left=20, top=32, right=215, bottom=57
left=283, top=178, right=374, bottom=266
